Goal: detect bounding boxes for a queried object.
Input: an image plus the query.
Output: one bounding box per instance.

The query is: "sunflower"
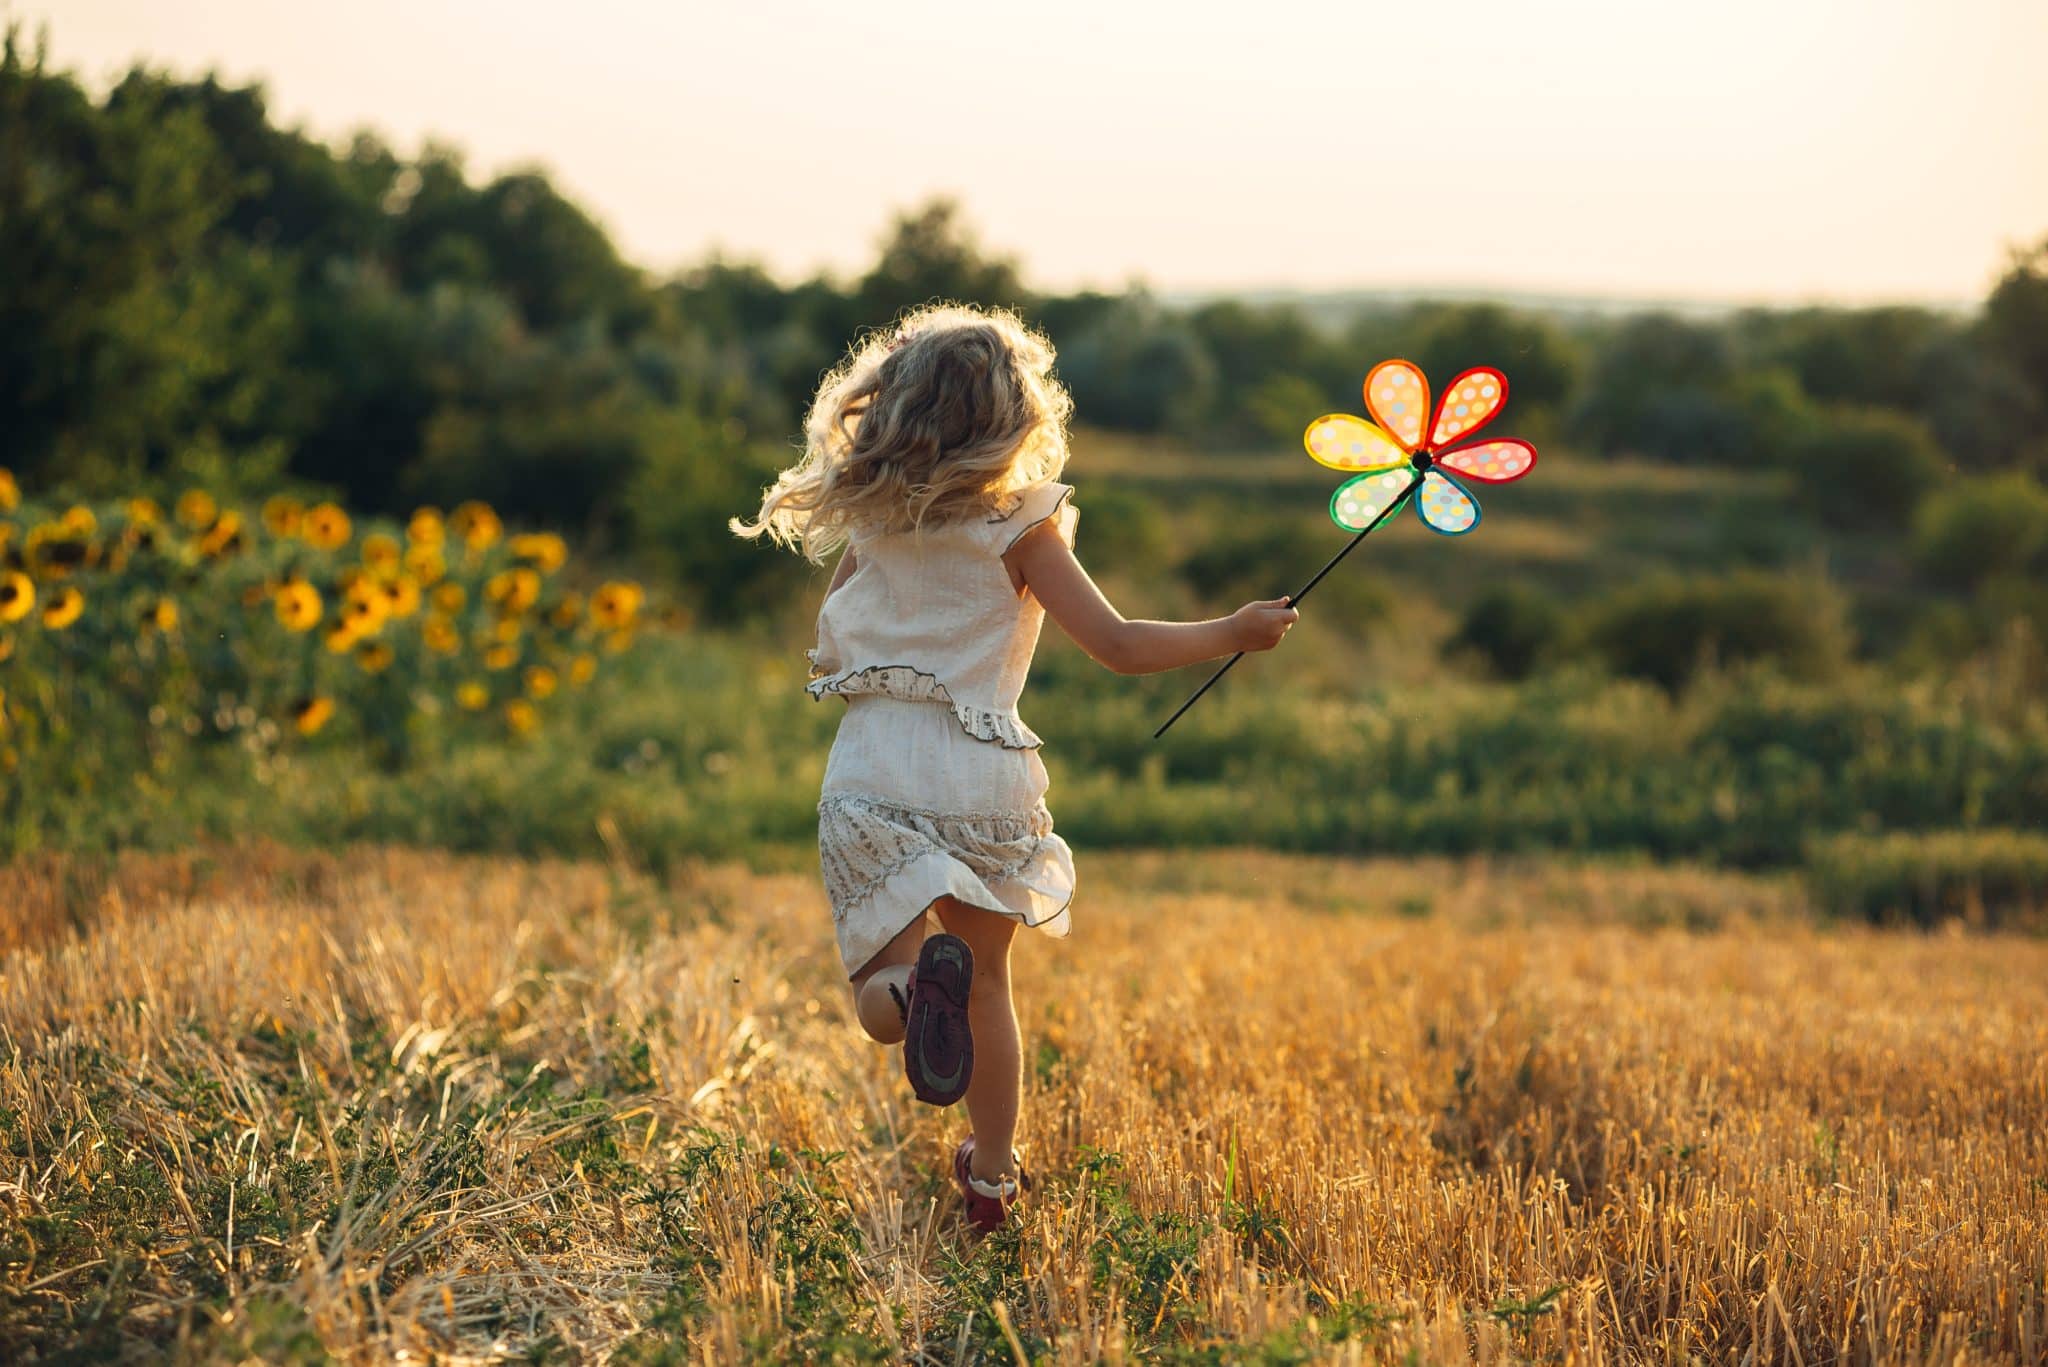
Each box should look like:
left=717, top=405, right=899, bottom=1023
left=0, top=468, right=18, bottom=513
left=491, top=616, right=522, bottom=645
left=40, top=585, right=84, bottom=630
left=341, top=581, right=389, bottom=636
left=26, top=527, right=91, bottom=578
left=549, top=592, right=583, bottom=628
left=261, top=495, right=303, bottom=537
left=382, top=575, right=422, bottom=619
left=140, top=598, right=179, bottom=632
left=407, top=507, right=446, bottom=547
left=568, top=652, right=597, bottom=686
left=0, top=571, right=32, bottom=624
left=323, top=621, right=358, bottom=654
left=291, top=696, right=335, bottom=736
left=589, top=580, right=644, bottom=630
left=509, top=532, right=568, bottom=574
left=504, top=699, right=538, bottom=736
left=455, top=680, right=490, bottom=712
left=432, top=582, right=466, bottom=614
left=449, top=500, right=502, bottom=550
left=423, top=615, right=461, bottom=656
left=356, top=641, right=395, bottom=674
left=483, top=643, right=517, bottom=671
left=126, top=497, right=162, bottom=526
left=273, top=581, right=323, bottom=632
left=523, top=665, right=558, bottom=700
left=403, top=544, right=445, bottom=585
left=302, top=502, right=352, bottom=550
left=485, top=568, right=542, bottom=614
left=175, top=489, right=216, bottom=529
left=59, top=505, right=97, bottom=537
left=198, top=511, right=246, bottom=558
left=361, top=532, right=402, bottom=575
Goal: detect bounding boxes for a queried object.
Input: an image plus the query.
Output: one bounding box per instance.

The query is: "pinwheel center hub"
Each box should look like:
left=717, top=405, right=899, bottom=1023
left=1411, top=449, right=1435, bottom=472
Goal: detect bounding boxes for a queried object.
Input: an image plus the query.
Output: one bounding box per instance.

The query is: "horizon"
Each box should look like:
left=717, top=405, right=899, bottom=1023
left=20, top=0, right=2048, bottom=309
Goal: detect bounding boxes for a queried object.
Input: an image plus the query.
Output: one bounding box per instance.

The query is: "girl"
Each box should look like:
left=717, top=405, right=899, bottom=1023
left=733, top=303, right=1296, bottom=1231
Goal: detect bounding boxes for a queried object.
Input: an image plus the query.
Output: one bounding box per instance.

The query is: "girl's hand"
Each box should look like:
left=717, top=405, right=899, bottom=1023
left=1230, top=598, right=1300, bottom=653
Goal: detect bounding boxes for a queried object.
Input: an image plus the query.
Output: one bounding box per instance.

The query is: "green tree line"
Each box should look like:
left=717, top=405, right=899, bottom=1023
left=7, top=26, right=2048, bottom=627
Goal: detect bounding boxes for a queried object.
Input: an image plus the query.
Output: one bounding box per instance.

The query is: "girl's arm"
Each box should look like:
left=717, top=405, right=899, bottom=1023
left=1005, top=523, right=1297, bottom=675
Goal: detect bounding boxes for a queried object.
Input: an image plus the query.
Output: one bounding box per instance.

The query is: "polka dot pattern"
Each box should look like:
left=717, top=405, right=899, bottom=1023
left=1436, top=439, right=1536, bottom=484
left=1304, top=414, right=1408, bottom=472
left=1416, top=470, right=1479, bottom=535
left=1330, top=468, right=1414, bottom=532
left=1428, top=368, right=1507, bottom=447
left=1364, top=360, right=1430, bottom=451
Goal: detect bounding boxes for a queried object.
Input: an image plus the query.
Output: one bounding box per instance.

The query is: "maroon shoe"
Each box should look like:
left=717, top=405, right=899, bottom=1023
left=953, top=1136, right=1033, bottom=1233
left=902, top=933, right=974, bottom=1106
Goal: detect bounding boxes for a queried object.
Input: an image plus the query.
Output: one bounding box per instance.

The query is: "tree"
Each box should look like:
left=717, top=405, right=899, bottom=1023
left=853, top=198, right=1030, bottom=324
left=1984, top=235, right=2048, bottom=408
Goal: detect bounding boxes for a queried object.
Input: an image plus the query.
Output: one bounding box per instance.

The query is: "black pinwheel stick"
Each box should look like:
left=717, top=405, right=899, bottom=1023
left=1152, top=466, right=1424, bottom=739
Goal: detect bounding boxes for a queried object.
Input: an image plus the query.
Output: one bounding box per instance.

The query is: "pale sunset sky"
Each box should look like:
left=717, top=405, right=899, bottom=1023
left=23, top=0, right=2048, bottom=305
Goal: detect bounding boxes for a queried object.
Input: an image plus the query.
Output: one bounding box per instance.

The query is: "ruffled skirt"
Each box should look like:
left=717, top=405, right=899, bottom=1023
left=819, top=695, right=1075, bottom=978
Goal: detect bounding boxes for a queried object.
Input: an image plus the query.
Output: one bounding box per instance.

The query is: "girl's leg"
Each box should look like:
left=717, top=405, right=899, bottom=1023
left=848, top=912, right=927, bottom=1044
left=931, top=897, right=1021, bottom=1184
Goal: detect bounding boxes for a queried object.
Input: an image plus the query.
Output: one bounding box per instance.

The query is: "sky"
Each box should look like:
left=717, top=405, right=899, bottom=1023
left=21, top=0, right=2048, bottom=305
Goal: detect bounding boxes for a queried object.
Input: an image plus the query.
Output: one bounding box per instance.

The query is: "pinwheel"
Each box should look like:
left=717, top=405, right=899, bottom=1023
left=1154, top=359, right=1538, bottom=737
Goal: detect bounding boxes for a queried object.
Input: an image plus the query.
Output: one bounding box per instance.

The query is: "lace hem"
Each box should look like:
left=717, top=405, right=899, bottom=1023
left=804, top=662, right=1044, bottom=750
left=818, top=790, right=1058, bottom=919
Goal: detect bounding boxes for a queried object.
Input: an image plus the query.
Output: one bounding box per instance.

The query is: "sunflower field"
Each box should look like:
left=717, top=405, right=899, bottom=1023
left=0, top=466, right=653, bottom=847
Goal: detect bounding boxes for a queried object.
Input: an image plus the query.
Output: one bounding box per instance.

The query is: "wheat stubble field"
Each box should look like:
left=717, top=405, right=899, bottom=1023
left=1, top=847, right=2043, bottom=1364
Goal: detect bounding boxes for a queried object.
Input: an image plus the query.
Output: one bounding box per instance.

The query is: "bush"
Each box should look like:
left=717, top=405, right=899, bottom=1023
left=1579, top=571, right=1848, bottom=692
left=1911, top=472, right=2048, bottom=590
left=1445, top=585, right=1565, bottom=680
left=1803, top=829, right=2048, bottom=927
left=1789, top=407, right=1947, bottom=530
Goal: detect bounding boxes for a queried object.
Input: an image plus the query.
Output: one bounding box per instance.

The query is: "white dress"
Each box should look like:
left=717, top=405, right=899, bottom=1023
left=808, top=481, right=1079, bottom=978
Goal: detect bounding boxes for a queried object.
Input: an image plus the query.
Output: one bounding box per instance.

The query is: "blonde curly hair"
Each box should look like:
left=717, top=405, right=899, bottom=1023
left=731, top=302, right=1073, bottom=562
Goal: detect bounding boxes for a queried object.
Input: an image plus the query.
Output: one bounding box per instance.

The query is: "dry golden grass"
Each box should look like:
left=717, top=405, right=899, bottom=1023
left=2, top=847, right=2043, bottom=1364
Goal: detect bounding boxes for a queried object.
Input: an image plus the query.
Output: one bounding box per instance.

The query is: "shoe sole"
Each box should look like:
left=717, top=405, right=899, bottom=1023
left=905, top=934, right=974, bottom=1106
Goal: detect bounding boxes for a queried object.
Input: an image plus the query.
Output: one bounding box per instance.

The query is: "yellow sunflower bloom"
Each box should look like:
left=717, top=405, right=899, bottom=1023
left=141, top=598, right=179, bottom=632
left=302, top=502, right=352, bottom=550
left=403, top=544, right=445, bottom=585
left=483, top=643, right=517, bottom=671
left=0, top=468, right=18, bottom=513
left=408, top=507, right=445, bottom=546
left=198, top=511, right=246, bottom=558
left=383, top=575, right=422, bottom=619
left=356, top=641, right=395, bottom=674
left=568, top=652, right=597, bottom=686
left=362, top=532, right=402, bottom=574
left=589, top=580, right=645, bottom=630
left=504, top=699, right=538, bottom=736
left=341, top=581, right=389, bottom=636
left=261, top=495, right=303, bottom=537
left=449, top=500, right=502, bottom=550
left=41, top=585, right=84, bottom=630
left=509, top=532, right=569, bottom=574
left=423, top=615, right=460, bottom=656
left=323, top=621, right=359, bottom=654
left=126, top=496, right=162, bottom=526
left=455, top=680, right=490, bottom=712
left=60, top=505, right=97, bottom=537
left=432, top=582, right=466, bottom=614
left=176, top=489, right=216, bottom=529
left=274, top=581, right=323, bottom=632
left=0, top=572, right=32, bottom=624
left=291, top=696, right=335, bottom=736
left=523, top=665, right=558, bottom=700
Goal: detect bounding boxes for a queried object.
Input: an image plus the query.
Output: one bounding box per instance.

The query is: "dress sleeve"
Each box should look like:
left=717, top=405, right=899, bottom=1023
left=987, top=481, right=1077, bottom=555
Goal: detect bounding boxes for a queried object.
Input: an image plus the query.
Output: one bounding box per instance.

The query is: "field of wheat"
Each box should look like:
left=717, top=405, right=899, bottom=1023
left=2, top=846, right=2043, bottom=1364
